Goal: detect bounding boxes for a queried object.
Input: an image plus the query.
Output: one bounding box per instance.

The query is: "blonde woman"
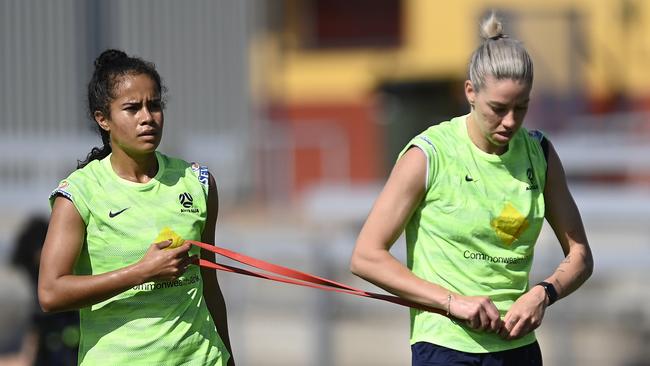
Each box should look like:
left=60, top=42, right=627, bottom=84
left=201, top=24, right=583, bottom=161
left=351, top=13, right=593, bottom=366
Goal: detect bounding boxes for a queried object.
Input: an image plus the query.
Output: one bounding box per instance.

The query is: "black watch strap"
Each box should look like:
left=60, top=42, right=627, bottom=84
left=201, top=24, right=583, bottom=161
left=536, top=281, right=558, bottom=306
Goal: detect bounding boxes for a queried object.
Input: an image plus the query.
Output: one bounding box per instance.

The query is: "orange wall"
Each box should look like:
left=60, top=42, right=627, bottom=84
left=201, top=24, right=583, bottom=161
left=279, top=98, right=383, bottom=194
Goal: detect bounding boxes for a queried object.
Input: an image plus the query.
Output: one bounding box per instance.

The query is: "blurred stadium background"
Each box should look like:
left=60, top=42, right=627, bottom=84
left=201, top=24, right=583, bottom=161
left=1, top=0, right=649, bottom=365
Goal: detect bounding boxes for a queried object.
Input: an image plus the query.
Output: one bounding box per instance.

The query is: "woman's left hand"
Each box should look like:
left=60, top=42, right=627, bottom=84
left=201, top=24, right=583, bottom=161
left=499, top=285, right=547, bottom=339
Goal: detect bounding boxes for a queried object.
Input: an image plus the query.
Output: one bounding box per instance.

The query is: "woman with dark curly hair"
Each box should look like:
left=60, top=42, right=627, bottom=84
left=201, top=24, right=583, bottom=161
left=38, top=49, right=234, bottom=366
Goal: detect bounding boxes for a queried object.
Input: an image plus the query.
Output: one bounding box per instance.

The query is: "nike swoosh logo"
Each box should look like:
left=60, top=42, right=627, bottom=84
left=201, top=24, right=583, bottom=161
left=465, top=175, right=474, bottom=182
left=109, top=207, right=129, bottom=218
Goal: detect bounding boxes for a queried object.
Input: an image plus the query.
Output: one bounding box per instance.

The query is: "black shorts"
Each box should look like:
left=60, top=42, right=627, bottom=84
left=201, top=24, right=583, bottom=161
left=411, top=341, right=542, bottom=366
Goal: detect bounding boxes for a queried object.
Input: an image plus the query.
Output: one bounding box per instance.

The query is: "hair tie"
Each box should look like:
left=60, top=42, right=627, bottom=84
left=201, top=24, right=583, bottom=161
left=489, top=34, right=508, bottom=41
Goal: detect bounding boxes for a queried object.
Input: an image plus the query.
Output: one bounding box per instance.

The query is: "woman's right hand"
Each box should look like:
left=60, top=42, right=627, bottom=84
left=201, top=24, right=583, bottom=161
left=135, top=241, right=198, bottom=283
left=449, top=294, right=504, bottom=333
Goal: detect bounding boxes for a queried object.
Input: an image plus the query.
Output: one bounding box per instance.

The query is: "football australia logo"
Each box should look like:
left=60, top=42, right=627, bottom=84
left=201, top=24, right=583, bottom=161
left=525, top=168, right=539, bottom=191
left=179, top=192, right=199, bottom=213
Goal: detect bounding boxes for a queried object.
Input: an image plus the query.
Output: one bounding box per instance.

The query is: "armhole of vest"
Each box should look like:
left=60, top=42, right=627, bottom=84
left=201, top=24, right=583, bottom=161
left=540, top=137, right=549, bottom=163
left=528, top=130, right=549, bottom=163
left=406, top=145, right=429, bottom=191
left=49, top=189, right=90, bottom=226
left=413, top=135, right=436, bottom=191
left=49, top=190, right=72, bottom=206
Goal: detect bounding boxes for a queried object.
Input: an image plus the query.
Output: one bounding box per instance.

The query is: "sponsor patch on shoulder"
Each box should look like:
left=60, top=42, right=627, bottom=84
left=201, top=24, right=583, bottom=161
left=190, top=162, right=209, bottom=187
left=198, top=166, right=209, bottom=187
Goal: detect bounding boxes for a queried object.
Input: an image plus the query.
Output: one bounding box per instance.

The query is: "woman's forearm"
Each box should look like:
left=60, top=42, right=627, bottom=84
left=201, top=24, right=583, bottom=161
left=351, top=247, right=449, bottom=310
left=543, top=242, right=593, bottom=301
left=38, top=263, right=145, bottom=312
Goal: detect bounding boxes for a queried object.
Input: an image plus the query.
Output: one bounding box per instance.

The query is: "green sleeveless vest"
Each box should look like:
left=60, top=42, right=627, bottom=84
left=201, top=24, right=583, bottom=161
left=399, top=115, right=547, bottom=353
left=51, top=152, right=229, bottom=365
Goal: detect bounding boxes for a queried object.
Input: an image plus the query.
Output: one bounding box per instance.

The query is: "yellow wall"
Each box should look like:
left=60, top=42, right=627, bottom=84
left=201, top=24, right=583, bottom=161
left=585, top=0, right=650, bottom=98
left=259, top=0, right=650, bottom=104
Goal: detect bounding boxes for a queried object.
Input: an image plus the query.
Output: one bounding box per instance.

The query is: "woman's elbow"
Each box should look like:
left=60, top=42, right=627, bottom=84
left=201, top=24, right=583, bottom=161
left=349, top=254, right=362, bottom=277
left=38, top=295, right=54, bottom=313
left=38, top=285, right=61, bottom=313
left=349, top=249, right=372, bottom=278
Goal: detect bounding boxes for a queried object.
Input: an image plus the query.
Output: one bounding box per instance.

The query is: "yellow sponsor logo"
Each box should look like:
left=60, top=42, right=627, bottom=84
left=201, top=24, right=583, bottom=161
left=154, top=227, right=186, bottom=249
left=491, top=202, right=529, bottom=246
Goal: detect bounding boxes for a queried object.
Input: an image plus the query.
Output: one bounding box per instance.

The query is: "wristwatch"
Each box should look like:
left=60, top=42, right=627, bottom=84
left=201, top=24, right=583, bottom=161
left=536, top=281, right=558, bottom=306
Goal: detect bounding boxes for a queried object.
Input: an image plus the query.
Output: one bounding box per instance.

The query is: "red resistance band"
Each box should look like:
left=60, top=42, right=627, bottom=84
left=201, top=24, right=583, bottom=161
left=188, top=240, right=447, bottom=316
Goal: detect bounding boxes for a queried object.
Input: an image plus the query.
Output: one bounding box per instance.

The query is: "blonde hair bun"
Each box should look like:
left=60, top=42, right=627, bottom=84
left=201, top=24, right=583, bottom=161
left=480, top=12, right=506, bottom=40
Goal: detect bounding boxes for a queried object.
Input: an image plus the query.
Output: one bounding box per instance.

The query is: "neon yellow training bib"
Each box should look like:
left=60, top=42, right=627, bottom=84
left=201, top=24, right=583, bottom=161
left=400, top=115, right=547, bottom=353
left=51, top=152, right=230, bottom=365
